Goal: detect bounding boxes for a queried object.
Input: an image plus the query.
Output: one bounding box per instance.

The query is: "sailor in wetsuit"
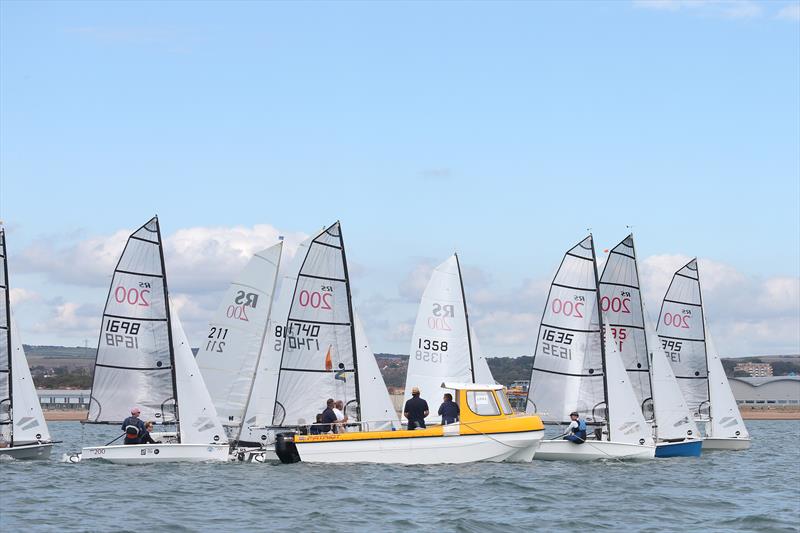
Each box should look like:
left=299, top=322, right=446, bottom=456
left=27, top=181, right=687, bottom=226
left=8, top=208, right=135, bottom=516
left=121, top=407, right=145, bottom=444
left=564, top=411, right=587, bottom=444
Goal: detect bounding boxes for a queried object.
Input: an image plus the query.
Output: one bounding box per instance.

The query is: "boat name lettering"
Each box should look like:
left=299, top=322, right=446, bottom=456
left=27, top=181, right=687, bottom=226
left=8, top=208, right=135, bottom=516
left=541, top=342, right=572, bottom=360
left=600, top=295, right=631, bottom=314
left=418, top=338, right=448, bottom=352
left=427, top=316, right=452, bottom=331
left=415, top=350, right=444, bottom=364
left=542, top=328, right=574, bottom=345
left=661, top=339, right=682, bottom=362
left=298, top=289, right=332, bottom=310
left=431, top=303, right=454, bottom=317
left=663, top=311, right=690, bottom=329
left=106, top=319, right=140, bottom=335
left=234, top=290, right=259, bottom=308
left=226, top=304, right=249, bottom=322
left=207, top=327, right=229, bottom=340
left=609, top=326, right=627, bottom=351
left=92, top=448, right=105, bottom=455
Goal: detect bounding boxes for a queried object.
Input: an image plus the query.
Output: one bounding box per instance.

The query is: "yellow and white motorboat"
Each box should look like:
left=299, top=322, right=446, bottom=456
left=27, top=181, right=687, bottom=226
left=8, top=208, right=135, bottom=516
left=274, top=383, right=545, bottom=465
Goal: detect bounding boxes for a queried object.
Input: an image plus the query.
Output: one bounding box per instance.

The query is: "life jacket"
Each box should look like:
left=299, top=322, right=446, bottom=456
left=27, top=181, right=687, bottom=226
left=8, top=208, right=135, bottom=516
left=125, top=425, right=141, bottom=438
left=572, top=419, right=587, bottom=439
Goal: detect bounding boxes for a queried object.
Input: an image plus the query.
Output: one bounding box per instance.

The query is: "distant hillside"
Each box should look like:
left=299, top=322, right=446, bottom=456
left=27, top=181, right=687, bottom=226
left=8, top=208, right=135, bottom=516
left=23, top=345, right=96, bottom=359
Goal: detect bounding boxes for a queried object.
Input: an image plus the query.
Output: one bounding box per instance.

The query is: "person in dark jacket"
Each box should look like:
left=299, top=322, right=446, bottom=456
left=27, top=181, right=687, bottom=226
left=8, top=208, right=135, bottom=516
left=139, top=421, right=160, bottom=444
left=121, top=407, right=145, bottom=444
left=320, top=399, right=338, bottom=433
left=438, top=393, right=460, bottom=425
left=310, top=414, right=325, bottom=435
left=404, top=387, right=429, bottom=430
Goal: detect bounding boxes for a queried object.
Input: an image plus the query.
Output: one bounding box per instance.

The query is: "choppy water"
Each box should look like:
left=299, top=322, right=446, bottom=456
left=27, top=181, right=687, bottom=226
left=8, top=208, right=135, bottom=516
left=1, top=420, right=798, bottom=532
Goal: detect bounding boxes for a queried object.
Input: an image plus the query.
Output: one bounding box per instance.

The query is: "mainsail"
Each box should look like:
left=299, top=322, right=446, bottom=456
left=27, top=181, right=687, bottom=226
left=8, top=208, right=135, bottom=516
left=273, top=222, right=359, bottom=426
left=87, top=217, right=226, bottom=445
left=196, top=242, right=282, bottom=430
left=404, top=254, right=496, bottom=412
left=0, top=229, right=51, bottom=446
left=599, top=235, right=652, bottom=415
left=526, top=236, right=605, bottom=423
left=655, top=259, right=710, bottom=418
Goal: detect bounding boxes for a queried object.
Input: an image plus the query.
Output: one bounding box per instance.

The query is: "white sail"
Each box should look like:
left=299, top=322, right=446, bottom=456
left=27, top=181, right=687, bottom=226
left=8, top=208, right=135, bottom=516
left=196, top=242, right=282, bottom=429
left=353, top=313, right=400, bottom=430
left=526, top=236, right=604, bottom=423
left=170, top=306, right=227, bottom=445
left=9, top=315, right=50, bottom=445
left=273, top=222, right=358, bottom=426
left=656, top=259, right=709, bottom=418
left=599, top=235, right=652, bottom=411
left=706, top=328, right=749, bottom=440
left=404, top=255, right=495, bottom=410
left=649, top=328, right=699, bottom=441
left=88, top=217, right=175, bottom=424
left=470, top=328, right=495, bottom=385
left=603, top=325, right=653, bottom=445
left=0, top=229, right=10, bottom=443
left=239, top=235, right=311, bottom=439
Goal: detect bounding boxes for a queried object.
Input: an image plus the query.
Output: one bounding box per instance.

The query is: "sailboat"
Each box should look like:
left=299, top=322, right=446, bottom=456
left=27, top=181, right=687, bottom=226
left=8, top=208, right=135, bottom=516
left=271, top=222, right=544, bottom=464
left=80, top=217, right=230, bottom=463
left=600, top=235, right=701, bottom=457
left=0, top=227, right=54, bottom=460
left=525, top=236, right=655, bottom=461
left=402, top=254, right=495, bottom=423
left=196, top=241, right=282, bottom=446
left=656, top=259, right=750, bottom=450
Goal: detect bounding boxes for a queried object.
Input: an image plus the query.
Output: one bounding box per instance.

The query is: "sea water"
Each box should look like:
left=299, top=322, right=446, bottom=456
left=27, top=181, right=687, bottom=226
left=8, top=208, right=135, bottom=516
left=1, top=420, right=798, bottom=532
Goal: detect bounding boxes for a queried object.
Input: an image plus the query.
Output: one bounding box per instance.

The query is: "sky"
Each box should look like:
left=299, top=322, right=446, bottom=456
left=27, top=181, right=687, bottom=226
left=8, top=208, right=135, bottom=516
left=1, top=0, right=798, bottom=358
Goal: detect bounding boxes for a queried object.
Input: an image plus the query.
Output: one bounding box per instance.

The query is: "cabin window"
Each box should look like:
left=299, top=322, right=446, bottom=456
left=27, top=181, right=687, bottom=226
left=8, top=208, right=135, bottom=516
left=495, top=391, right=513, bottom=415
left=467, top=391, right=500, bottom=416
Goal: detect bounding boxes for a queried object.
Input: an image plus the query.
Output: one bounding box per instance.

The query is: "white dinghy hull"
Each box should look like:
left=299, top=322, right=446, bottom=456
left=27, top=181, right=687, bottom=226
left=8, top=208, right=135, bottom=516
left=0, top=442, right=53, bottom=460
left=534, top=439, right=655, bottom=461
left=701, top=437, right=751, bottom=451
left=294, top=430, right=544, bottom=465
left=81, top=443, right=230, bottom=464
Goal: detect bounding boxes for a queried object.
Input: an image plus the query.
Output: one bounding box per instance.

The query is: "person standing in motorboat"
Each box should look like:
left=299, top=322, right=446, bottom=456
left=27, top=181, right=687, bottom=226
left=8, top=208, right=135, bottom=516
left=404, top=387, right=429, bottom=430
left=121, top=407, right=145, bottom=444
left=333, top=400, right=349, bottom=432
left=438, top=393, right=460, bottom=425
left=563, top=411, right=587, bottom=444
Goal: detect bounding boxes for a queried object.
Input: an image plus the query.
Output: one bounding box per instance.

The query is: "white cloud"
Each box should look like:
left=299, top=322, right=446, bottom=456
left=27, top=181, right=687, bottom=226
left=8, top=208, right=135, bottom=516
left=633, top=0, right=763, bottom=19
left=777, top=3, right=800, bottom=20
left=31, top=301, right=102, bottom=342
left=9, top=288, right=40, bottom=307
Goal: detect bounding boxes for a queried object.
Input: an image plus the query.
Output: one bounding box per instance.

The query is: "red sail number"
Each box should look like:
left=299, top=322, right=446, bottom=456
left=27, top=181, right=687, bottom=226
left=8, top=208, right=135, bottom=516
left=600, top=296, right=631, bottom=314
left=663, top=312, right=690, bottom=329
left=551, top=298, right=584, bottom=318
left=114, top=286, right=150, bottom=307
left=298, top=290, right=332, bottom=310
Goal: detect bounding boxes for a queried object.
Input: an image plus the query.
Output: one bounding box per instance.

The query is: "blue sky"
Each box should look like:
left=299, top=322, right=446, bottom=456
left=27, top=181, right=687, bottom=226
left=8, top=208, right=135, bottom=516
left=1, top=0, right=798, bottom=357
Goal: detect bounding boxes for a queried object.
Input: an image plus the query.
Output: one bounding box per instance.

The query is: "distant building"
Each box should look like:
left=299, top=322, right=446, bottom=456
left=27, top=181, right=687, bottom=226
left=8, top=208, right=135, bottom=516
left=729, top=377, right=800, bottom=406
left=734, top=362, right=773, bottom=377
left=37, top=389, right=90, bottom=410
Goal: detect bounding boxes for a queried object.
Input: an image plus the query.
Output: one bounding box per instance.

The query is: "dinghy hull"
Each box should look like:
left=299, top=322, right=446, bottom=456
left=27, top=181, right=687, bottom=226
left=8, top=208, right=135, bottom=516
left=701, top=437, right=751, bottom=450
left=80, top=443, right=230, bottom=464
left=0, top=442, right=53, bottom=460
left=655, top=439, right=703, bottom=457
left=290, top=429, right=544, bottom=465
left=533, top=439, right=655, bottom=461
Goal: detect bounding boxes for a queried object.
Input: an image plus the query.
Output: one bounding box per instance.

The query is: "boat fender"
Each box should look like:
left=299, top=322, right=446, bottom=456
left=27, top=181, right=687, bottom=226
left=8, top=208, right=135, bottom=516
left=275, top=433, right=300, bottom=464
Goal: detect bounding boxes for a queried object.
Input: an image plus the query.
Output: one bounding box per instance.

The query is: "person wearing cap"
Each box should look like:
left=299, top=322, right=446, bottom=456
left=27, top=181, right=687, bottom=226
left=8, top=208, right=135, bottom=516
left=564, top=411, right=587, bottom=444
left=403, top=387, right=429, bottom=430
left=121, top=407, right=146, bottom=445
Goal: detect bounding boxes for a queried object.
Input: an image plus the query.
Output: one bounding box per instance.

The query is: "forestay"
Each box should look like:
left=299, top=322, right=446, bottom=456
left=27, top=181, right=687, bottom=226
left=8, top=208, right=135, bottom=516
left=599, top=235, right=652, bottom=413
left=656, top=259, right=710, bottom=418
left=196, top=242, right=282, bottom=429
left=88, top=217, right=175, bottom=424
left=273, top=222, right=359, bottom=426
left=526, top=236, right=605, bottom=423
left=404, top=255, right=496, bottom=413
left=706, top=328, right=749, bottom=440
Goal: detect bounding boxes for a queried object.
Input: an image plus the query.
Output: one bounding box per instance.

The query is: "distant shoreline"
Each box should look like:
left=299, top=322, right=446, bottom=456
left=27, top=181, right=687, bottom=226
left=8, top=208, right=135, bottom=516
left=42, top=408, right=800, bottom=422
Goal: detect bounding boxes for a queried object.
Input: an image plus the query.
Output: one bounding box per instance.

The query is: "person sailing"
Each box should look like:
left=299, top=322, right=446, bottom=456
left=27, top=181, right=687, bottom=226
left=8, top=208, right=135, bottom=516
left=121, top=407, right=145, bottom=444
left=563, top=411, right=587, bottom=444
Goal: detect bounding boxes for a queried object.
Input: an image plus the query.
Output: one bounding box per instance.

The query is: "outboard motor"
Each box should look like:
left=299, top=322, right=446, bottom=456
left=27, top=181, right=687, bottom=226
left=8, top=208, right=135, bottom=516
left=274, top=433, right=301, bottom=464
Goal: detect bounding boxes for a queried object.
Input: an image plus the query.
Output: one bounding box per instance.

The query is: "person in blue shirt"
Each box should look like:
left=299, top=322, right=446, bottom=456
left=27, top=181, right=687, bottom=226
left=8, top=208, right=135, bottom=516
left=438, top=393, right=460, bottom=425
left=564, top=411, right=587, bottom=444
left=121, top=407, right=145, bottom=444
left=320, top=399, right=338, bottom=433
left=404, top=387, right=429, bottom=430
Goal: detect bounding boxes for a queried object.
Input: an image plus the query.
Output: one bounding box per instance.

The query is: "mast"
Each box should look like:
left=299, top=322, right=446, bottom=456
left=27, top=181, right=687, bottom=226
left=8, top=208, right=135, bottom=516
left=590, top=235, right=610, bottom=441
left=338, top=222, right=361, bottom=420
left=155, top=217, right=180, bottom=441
left=235, top=242, right=282, bottom=443
left=454, top=253, right=476, bottom=383
left=1, top=229, right=13, bottom=447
